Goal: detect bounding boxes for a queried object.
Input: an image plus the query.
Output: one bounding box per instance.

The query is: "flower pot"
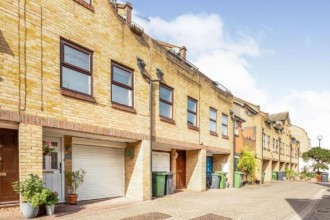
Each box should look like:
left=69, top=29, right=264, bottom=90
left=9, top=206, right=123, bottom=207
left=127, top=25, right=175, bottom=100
left=68, top=194, right=78, bottom=205
left=20, top=202, right=39, bottom=219
left=45, top=204, right=55, bottom=216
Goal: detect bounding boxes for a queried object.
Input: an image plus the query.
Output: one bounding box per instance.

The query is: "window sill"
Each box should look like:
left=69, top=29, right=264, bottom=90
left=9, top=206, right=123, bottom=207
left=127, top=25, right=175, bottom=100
left=210, top=131, right=218, bottom=137
left=160, top=116, right=176, bottom=125
left=73, top=0, right=94, bottom=11
left=222, top=135, right=229, bottom=140
left=188, top=124, right=199, bottom=132
left=60, top=89, right=96, bottom=103
left=112, top=103, right=136, bottom=114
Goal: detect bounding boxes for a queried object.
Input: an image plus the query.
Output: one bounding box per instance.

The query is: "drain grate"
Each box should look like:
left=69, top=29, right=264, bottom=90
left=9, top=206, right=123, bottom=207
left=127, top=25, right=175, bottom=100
left=121, top=212, right=171, bottom=220
left=317, top=210, right=330, bottom=213
left=190, top=213, right=232, bottom=220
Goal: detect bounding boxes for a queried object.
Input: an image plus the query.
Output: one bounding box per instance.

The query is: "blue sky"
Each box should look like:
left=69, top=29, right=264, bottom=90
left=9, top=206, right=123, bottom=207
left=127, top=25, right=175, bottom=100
left=129, top=0, right=330, bottom=148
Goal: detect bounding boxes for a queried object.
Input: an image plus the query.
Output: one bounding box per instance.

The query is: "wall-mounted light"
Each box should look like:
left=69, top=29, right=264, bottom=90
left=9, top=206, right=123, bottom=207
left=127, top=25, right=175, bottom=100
left=156, top=68, right=164, bottom=81
left=137, top=57, right=146, bottom=72
left=174, top=152, right=178, bottom=159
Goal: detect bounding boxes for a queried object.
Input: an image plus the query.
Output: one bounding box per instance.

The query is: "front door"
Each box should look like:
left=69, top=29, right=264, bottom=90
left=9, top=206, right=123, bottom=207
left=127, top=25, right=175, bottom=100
left=0, top=129, right=19, bottom=204
left=176, top=150, right=186, bottom=189
left=43, top=137, right=63, bottom=201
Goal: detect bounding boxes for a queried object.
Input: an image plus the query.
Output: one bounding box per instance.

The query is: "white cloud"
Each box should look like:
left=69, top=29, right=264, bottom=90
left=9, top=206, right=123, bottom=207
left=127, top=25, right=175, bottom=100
left=136, top=13, right=330, bottom=149
left=138, top=13, right=267, bottom=104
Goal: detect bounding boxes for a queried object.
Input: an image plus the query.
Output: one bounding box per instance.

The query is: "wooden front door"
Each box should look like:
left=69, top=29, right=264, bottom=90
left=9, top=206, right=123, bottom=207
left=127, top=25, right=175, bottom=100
left=0, top=129, right=19, bottom=204
left=176, top=150, right=186, bottom=189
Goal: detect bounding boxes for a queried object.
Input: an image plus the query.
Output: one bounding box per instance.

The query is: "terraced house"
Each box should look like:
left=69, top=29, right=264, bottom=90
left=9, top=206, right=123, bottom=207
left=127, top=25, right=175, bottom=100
left=0, top=0, right=237, bottom=205
left=233, top=97, right=299, bottom=183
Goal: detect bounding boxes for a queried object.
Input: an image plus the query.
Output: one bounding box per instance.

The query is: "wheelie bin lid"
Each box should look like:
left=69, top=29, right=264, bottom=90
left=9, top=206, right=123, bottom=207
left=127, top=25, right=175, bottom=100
left=152, top=171, right=167, bottom=175
left=215, top=171, right=228, bottom=175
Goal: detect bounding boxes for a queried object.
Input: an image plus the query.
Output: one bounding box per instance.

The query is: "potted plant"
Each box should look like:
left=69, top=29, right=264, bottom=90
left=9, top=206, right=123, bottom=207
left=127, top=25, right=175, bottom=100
left=42, top=189, right=59, bottom=216
left=66, top=169, right=86, bottom=205
left=43, top=140, right=55, bottom=156
left=12, top=174, right=44, bottom=219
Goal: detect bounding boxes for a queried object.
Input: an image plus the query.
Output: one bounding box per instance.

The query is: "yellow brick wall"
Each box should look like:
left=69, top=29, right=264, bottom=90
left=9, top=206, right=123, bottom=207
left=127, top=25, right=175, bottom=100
left=0, top=0, right=233, bottom=153
left=18, top=123, right=43, bottom=181
left=186, top=149, right=206, bottom=191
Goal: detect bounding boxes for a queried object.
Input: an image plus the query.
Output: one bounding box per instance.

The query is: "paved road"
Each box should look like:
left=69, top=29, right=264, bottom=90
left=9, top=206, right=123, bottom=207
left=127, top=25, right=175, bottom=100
left=1, top=181, right=328, bottom=220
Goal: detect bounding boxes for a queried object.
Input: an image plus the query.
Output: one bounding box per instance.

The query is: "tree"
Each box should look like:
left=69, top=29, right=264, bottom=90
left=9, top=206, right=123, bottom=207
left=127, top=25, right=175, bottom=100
left=302, top=147, right=330, bottom=173
left=237, top=148, right=258, bottom=183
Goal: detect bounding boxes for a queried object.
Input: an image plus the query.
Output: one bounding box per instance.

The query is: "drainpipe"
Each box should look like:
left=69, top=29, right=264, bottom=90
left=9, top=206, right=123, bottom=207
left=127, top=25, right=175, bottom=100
left=297, top=145, right=300, bottom=173
left=137, top=58, right=164, bottom=200
left=290, top=143, right=292, bottom=169
left=230, top=111, right=235, bottom=188
left=261, top=128, right=264, bottom=184
left=278, top=138, right=281, bottom=171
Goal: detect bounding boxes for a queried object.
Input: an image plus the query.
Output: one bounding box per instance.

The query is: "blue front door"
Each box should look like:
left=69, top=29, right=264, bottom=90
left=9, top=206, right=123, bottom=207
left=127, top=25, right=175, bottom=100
left=206, top=156, right=213, bottom=188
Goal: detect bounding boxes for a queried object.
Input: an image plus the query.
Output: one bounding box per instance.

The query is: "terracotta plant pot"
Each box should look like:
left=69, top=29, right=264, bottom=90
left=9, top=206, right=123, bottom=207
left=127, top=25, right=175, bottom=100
left=68, top=194, right=78, bottom=205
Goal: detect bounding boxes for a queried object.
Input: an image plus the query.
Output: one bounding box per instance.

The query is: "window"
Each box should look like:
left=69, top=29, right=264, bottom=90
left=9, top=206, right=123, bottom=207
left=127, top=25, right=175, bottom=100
left=234, top=120, right=239, bottom=135
left=221, top=114, right=228, bottom=136
left=276, top=139, right=279, bottom=152
left=159, top=84, right=173, bottom=119
left=60, top=39, right=92, bottom=95
left=273, top=138, right=275, bottom=151
left=187, top=97, right=197, bottom=126
left=111, top=63, right=133, bottom=107
left=209, top=108, right=217, bottom=133
left=83, top=0, right=91, bottom=4
left=267, top=135, right=270, bottom=149
left=262, top=134, right=266, bottom=149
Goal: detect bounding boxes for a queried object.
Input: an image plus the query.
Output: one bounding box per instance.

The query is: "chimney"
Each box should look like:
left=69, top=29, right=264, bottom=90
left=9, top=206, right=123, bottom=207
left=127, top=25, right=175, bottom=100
left=116, top=2, right=133, bottom=25
left=124, top=2, right=132, bottom=25
left=180, top=46, right=187, bottom=60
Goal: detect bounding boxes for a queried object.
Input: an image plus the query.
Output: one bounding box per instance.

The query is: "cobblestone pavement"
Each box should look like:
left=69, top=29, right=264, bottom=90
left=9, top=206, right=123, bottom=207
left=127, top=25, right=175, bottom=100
left=1, top=181, right=328, bottom=220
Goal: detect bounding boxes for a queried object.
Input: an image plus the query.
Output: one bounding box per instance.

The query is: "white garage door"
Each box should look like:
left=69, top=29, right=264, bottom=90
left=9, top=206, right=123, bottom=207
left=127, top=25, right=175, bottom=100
left=152, top=151, right=170, bottom=172
left=72, top=144, right=124, bottom=201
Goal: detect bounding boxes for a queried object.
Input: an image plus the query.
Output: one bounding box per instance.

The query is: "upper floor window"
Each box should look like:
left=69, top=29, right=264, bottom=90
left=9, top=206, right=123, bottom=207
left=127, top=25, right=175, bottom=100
left=209, top=108, right=217, bottom=133
left=221, top=114, right=228, bottom=136
left=111, top=63, right=133, bottom=107
left=234, top=120, right=239, bottom=135
left=83, top=0, right=91, bottom=4
left=187, top=97, right=197, bottom=126
left=273, top=138, right=275, bottom=150
left=267, top=135, right=270, bottom=149
left=159, top=84, right=173, bottom=119
left=60, top=39, right=92, bottom=95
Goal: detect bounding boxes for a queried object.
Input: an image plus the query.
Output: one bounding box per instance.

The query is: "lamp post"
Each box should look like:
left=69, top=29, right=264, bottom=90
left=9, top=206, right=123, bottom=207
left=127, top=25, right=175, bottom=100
left=317, top=135, right=323, bottom=147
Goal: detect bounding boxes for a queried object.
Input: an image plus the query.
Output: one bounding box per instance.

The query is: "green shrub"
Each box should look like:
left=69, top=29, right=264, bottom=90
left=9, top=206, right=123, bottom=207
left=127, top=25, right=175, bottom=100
left=237, top=148, right=258, bottom=183
left=12, top=174, right=44, bottom=204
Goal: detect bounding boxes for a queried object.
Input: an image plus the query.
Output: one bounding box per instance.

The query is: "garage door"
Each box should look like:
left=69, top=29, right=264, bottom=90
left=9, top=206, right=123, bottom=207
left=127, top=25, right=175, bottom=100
left=72, top=144, right=124, bottom=201
left=152, top=151, right=170, bottom=172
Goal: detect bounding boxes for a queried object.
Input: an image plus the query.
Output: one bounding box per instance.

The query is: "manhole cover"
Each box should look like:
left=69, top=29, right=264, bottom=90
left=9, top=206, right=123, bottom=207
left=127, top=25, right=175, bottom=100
left=121, top=212, right=171, bottom=220
left=190, top=213, right=232, bottom=220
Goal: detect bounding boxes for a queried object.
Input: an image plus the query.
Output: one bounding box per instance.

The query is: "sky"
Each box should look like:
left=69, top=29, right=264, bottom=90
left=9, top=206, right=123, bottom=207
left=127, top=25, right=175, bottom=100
left=127, top=0, right=330, bottom=149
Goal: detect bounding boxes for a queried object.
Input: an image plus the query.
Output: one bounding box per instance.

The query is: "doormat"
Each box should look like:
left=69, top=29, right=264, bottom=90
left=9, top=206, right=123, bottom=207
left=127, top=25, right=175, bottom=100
left=121, top=212, right=171, bottom=220
left=190, top=213, right=232, bottom=220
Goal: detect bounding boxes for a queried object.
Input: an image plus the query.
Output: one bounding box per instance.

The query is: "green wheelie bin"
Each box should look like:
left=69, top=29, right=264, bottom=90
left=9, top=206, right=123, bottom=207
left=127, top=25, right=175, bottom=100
left=152, top=172, right=167, bottom=197
left=234, top=171, right=244, bottom=188
left=272, top=171, right=278, bottom=180
left=215, top=171, right=227, bottom=189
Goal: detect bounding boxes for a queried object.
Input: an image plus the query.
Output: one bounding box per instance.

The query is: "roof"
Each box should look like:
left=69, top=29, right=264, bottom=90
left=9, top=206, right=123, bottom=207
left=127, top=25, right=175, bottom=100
left=233, top=97, right=260, bottom=114
left=268, top=112, right=291, bottom=124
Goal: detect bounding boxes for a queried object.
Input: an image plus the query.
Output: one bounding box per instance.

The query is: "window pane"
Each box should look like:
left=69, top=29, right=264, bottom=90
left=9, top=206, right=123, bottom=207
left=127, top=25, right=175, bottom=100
left=210, top=109, right=217, bottom=120
left=112, top=84, right=132, bottom=106
left=210, top=121, right=216, bottom=132
left=160, top=86, right=172, bottom=102
left=234, top=121, right=238, bottom=135
left=160, top=102, right=172, bottom=118
left=113, top=66, right=132, bottom=86
left=222, top=125, right=228, bottom=136
left=62, top=67, right=91, bottom=94
left=83, top=0, right=91, bottom=4
left=64, top=45, right=90, bottom=71
left=50, top=152, right=58, bottom=170
left=222, top=115, right=228, bottom=125
left=188, top=112, right=196, bottom=125
left=188, top=99, right=196, bottom=112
